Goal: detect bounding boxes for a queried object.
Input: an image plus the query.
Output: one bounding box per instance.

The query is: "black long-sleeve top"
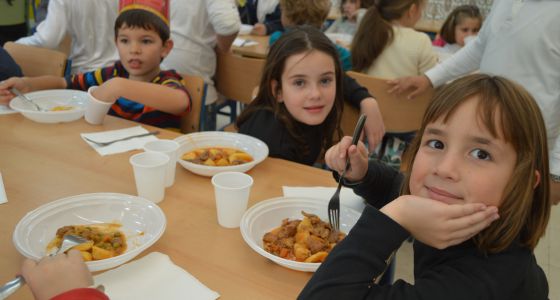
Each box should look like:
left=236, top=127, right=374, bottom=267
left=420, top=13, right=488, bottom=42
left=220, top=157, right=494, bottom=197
left=298, top=161, right=549, bottom=300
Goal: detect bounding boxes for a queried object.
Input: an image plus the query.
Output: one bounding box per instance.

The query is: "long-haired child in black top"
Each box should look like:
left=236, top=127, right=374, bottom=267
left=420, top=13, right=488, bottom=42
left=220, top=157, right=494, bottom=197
left=237, top=26, right=344, bottom=166
left=300, top=74, right=551, bottom=299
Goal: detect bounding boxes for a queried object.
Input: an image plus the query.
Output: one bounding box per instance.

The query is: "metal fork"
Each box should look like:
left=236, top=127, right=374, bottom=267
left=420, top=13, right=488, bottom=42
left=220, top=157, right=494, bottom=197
left=328, top=114, right=367, bottom=231
left=83, top=130, right=160, bottom=146
left=0, top=234, right=88, bottom=299
left=10, top=88, right=47, bottom=112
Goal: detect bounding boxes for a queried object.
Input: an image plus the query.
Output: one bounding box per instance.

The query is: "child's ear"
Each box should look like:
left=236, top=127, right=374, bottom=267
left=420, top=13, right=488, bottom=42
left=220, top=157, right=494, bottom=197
left=408, top=3, right=418, bottom=19
left=161, top=39, right=174, bottom=59
left=271, top=79, right=283, bottom=102
left=533, top=170, right=541, bottom=189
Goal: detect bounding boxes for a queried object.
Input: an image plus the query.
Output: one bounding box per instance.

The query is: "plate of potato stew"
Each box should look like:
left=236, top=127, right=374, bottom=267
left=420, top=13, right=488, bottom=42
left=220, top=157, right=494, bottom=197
left=13, top=193, right=166, bottom=272
left=175, top=132, right=269, bottom=177
left=240, top=197, right=361, bottom=272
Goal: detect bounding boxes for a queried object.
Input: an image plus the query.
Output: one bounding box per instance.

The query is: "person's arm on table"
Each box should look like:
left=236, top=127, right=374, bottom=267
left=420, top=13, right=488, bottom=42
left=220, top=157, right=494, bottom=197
left=208, top=0, right=241, bottom=53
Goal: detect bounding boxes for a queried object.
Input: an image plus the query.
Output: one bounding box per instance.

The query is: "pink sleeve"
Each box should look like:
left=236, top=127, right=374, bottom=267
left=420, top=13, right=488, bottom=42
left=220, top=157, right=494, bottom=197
left=432, top=36, right=446, bottom=47
left=51, top=288, right=109, bottom=300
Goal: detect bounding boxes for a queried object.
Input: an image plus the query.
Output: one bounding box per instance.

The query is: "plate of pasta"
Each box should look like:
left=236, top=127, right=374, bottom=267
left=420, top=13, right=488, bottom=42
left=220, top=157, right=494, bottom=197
left=175, top=132, right=268, bottom=177
left=13, top=193, right=166, bottom=272
left=240, top=197, right=361, bottom=272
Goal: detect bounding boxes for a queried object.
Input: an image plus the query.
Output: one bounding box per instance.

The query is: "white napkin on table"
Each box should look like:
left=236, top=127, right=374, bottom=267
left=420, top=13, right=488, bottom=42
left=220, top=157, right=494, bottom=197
left=81, top=126, right=158, bottom=156
left=0, top=172, right=8, bottom=204
left=93, top=252, right=220, bottom=300
left=0, top=104, right=16, bottom=115
left=233, top=37, right=259, bottom=47
left=283, top=186, right=366, bottom=213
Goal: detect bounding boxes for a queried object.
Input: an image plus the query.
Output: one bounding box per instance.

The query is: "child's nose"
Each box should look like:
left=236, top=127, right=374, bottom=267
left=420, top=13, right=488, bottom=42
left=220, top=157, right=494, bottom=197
left=434, top=153, right=460, bottom=180
left=308, top=84, right=321, bottom=99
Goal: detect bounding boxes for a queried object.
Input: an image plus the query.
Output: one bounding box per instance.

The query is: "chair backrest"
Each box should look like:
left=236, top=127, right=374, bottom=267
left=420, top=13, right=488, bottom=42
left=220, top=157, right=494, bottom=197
left=215, top=52, right=265, bottom=104
left=4, top=42, right=68, bottom=77
left=344, top=71, right=434, bottom=136
left=180, top=74, right=207, bottom=134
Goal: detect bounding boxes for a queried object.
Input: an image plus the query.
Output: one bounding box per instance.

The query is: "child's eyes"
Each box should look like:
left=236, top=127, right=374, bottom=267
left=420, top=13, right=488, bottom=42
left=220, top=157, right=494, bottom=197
left=320, top=77, right=333, bottom=86
left=427, top=139, right=444, bottom=149
left=469, top=149, right=492, bottom=161
left=119, top=38, right=128, bottom=44
left=142, top=39, right=154, bottom=44
left=293, top=79, right=305, bottom=87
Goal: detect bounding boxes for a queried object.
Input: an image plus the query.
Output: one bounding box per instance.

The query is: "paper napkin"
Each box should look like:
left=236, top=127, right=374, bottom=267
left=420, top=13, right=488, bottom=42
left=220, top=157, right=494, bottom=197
left=0, top=172, right=8, bottom=204
left=81, top=126, right=158, bottom=156
left=0, top=104, right=16, bottom=115
left=283, top=186, right=366, bottom=213
left=93, top=252, right=220, bottom=300
left=233, top=37, right=258, bottom=47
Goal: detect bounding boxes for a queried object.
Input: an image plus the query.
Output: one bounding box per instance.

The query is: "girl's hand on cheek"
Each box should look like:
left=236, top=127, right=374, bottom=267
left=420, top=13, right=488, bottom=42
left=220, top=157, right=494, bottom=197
left=380, top=195, right=500, bottom=249
left=325, top=136, right=369, bottom=182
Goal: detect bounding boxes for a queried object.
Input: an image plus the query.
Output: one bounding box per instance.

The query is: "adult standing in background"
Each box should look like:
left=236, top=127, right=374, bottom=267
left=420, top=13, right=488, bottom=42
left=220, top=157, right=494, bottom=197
left=388, top=0, right=560, bottom=205
left=16, top=0, right=119, bottom=74
left=0, top=0, right=27, bottom=46
left=162, top=0, right=240, bottom=129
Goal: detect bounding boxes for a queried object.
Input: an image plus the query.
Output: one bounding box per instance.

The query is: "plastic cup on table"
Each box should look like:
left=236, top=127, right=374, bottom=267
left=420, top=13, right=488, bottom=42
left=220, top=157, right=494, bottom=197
left=84, top=86, right=113, bottom=125
left=129, top=152, right=169, bottom=203
left=143, top=139, right=180, bottom=187
left=211, top=172, right=254, bottom=228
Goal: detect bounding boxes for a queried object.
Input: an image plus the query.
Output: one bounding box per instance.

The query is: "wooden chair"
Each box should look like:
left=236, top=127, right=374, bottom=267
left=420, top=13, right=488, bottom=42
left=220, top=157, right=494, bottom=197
left=4, top=42, right=68, bottom=77
left=344, top=71, right=434, bottom=136
left=214, top=51, right=265, bottom=129
left=180, top=74, right=207, bottom=134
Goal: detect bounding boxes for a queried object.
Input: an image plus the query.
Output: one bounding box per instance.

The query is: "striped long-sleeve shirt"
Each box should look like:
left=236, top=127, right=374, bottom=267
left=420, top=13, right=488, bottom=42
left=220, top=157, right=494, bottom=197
left=66, top=61, right=190, bottom=129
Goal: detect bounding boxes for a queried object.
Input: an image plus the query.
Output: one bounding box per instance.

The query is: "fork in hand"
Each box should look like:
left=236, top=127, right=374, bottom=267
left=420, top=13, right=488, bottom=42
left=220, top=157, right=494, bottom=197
left=328, top=114, right=367, bottom=231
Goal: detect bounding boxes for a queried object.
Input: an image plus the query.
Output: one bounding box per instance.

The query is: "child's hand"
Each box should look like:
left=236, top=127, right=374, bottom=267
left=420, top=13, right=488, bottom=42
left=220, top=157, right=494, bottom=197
left=251, top=23, right=267, bottom=36
left=325, top=136, right=369, bottom=182
left=360, top=97, right=385, bottom=151
left=387, top=75, right=433, bottom=100
left=0, top=77, right=30, bottom=105
left=21, top=250, right=93, bottom=300
left=381, top=195, right=500, bottom=249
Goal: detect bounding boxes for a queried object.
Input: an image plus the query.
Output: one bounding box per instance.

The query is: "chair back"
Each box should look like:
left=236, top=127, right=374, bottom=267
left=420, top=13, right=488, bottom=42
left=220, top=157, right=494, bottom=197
left=180, top=74, right=207, bottom=133
left=344, top=71, right=434, bottom=136
left=4, top=42, right=68, bottom=77
left=215, top=52, right=265, bottom=104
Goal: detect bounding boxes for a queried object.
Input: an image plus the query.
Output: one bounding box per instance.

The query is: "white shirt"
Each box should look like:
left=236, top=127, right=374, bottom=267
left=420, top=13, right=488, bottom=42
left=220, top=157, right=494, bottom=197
left=16, top=0, right=119, bottom=74
left=425, top=0, right=560, bottom=175
left=162, top=0, right=241, bottom=104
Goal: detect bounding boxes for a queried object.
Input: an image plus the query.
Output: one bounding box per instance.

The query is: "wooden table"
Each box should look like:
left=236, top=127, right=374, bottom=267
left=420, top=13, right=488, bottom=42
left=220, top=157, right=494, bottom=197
left=232, top=34, right=269, bottom=59
left=0, top=114, right=337, bottom=299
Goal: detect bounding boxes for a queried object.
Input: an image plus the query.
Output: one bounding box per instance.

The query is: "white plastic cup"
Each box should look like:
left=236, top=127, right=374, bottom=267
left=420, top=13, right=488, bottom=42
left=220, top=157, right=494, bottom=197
left=85, top=86, right=113, bottom=125
left=129, top=152, right=169, bottom=203
left=211, top=172, right=254, bottom=228
left=143, top=139, right=180, bottom=187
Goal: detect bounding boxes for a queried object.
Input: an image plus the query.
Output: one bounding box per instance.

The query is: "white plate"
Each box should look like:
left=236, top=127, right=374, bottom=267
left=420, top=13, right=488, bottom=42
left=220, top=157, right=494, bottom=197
left=13, top=193, right=166, bottom=272
left=175, top=132, right=269, bottom=177
left=240, top=197, right=361, bottom=272
left=9, top=89, right=87, bottom=123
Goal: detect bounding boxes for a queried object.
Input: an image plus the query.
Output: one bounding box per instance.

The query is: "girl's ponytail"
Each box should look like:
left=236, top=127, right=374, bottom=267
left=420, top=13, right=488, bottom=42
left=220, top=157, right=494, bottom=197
left=351, top=5, right=392, bottom=71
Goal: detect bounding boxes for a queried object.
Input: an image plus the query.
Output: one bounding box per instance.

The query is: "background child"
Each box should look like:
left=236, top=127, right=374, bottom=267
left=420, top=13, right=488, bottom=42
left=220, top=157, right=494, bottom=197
left=299, top=74, right=551, bottom=299
left=325, top=0, right=367, bottom=45
left=432, top=5, right=482, bottom=55
left=237, top=0, right=283, bottom=36
left=351, top=0, right=438, bottom=168
left=351, top=0, right=437, bottom=78
left=0, top=0, right=191, bottom=130
left=236, top=26, right=344, bottom=166
left=270, top=0, right=352, bottom=71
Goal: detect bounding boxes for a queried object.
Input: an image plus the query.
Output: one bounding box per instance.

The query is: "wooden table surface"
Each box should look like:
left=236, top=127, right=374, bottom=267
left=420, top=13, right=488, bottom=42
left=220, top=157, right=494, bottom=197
left=0, top=114, right=337, bottom=299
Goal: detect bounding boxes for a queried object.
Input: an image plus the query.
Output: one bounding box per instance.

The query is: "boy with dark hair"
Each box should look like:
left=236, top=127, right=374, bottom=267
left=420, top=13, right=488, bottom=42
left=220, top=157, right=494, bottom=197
left=0, top=0, right=190, bottom=130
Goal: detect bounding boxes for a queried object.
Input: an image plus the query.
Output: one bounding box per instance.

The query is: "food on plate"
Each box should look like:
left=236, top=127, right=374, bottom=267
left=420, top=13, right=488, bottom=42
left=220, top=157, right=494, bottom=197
left=46, top=223, right=127, bottom=261
left=181, top=147, right=253, bottom=166
left=263, top=211, right=346, bottom=263
left=50, top=105, right=74, bottom=111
